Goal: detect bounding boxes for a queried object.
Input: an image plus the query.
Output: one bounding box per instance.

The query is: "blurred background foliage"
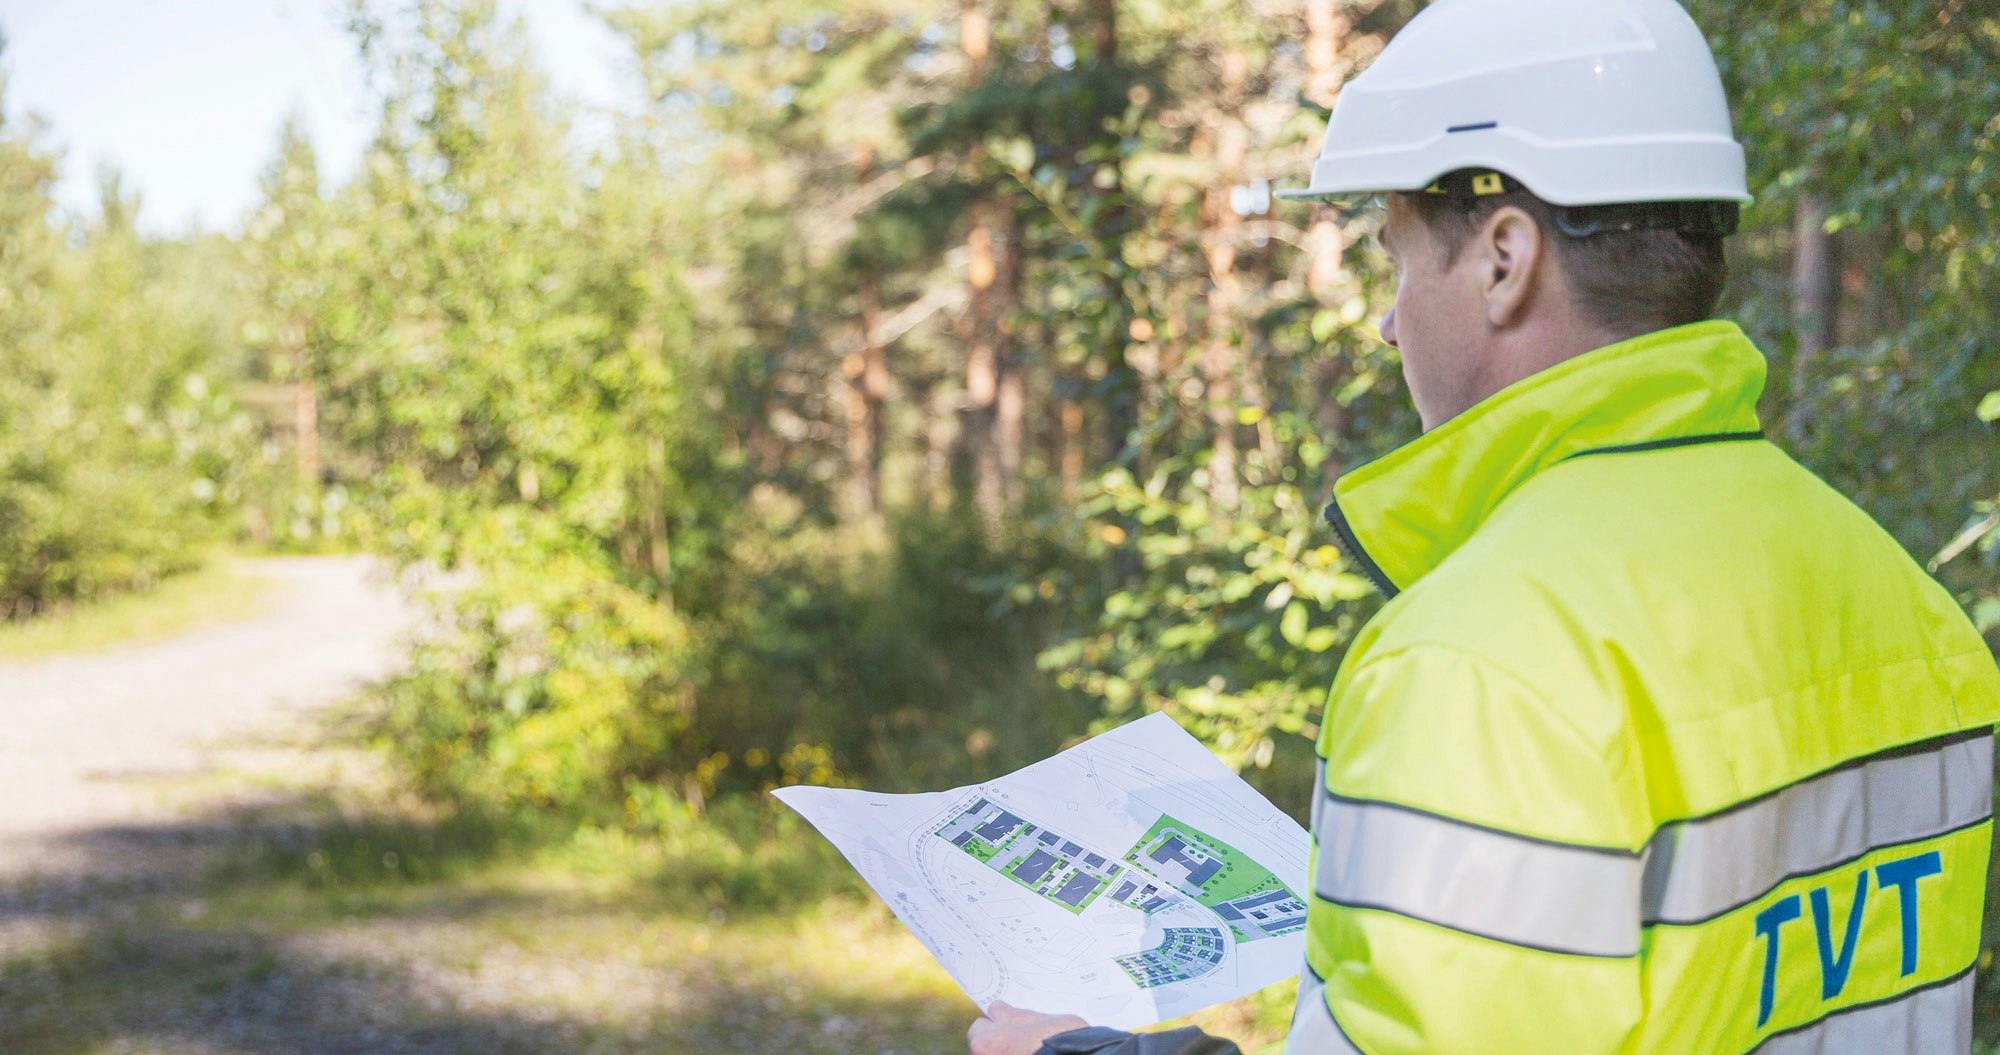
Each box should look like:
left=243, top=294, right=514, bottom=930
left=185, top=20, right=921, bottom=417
left=0, top=0, right=1994, bottom=1002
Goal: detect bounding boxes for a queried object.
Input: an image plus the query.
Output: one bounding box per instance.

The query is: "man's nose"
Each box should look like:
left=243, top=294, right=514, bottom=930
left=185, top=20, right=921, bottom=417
left=1379, top=304, right=1399, bottom=348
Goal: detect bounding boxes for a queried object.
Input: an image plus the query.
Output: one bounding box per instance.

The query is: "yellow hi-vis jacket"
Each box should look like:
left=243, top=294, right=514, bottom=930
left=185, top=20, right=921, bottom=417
left=1290, top=321, right=2000, bottom=1054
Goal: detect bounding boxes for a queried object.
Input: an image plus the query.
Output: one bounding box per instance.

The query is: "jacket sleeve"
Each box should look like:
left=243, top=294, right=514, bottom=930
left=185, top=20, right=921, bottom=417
left=1037, top=1025, right=1242, bottom=1055
left=1296, top=642, right=1647, bottom=1054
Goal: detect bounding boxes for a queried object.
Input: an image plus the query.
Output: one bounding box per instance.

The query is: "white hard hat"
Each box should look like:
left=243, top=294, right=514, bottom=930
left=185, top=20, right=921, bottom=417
left=1279, top=0, right=1751, bottom=209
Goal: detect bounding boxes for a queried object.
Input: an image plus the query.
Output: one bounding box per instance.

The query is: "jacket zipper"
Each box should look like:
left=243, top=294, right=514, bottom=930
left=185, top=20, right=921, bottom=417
left=1322, top=499, right=1399, bottom=599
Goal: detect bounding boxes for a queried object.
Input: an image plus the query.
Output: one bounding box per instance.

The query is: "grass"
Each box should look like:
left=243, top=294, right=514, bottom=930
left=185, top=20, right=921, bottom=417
left=0, top=685, right=987, bottom=1055
left=2, top=802, right=988, bottom=1052
left=0, top=719, right=1296, bottom=1055
left=0, top=560, right=276, bottom=659
left=192, top=788, right=1298, bottom=1050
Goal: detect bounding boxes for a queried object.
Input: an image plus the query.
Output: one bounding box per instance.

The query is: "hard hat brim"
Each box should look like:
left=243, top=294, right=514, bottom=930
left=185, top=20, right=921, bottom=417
left=1273, top=187, right=1387, bottom=208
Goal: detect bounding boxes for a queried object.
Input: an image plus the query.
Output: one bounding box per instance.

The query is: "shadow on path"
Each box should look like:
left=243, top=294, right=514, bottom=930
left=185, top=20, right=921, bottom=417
left=0, top=784, right=967, bottom=1055
left=0, top=558, right=967, bottom=1053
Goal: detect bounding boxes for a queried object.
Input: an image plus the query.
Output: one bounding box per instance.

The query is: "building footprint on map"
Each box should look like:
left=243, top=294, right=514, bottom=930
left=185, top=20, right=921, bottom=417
left=774, top=713, right=1310, bottom=1028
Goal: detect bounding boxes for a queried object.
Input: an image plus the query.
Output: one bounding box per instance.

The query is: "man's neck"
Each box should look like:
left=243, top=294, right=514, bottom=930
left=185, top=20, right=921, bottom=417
left=1458, top=314, right=1629, bottom=423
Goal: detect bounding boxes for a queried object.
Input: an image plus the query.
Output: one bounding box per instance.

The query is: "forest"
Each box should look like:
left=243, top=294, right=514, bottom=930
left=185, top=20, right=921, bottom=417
left=0, top=0, right=1995, bottom=1048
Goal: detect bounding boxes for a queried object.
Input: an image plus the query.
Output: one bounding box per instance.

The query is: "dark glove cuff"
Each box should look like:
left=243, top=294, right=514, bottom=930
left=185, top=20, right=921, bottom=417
left=1036, top=1025, right=1240, bottom=1055
left=1038, top=1026, right=1137, bottom=1054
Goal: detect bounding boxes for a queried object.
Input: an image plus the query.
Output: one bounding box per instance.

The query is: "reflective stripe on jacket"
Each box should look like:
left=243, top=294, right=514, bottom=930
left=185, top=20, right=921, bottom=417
left=1290, top=320, right=2000, bottom=1054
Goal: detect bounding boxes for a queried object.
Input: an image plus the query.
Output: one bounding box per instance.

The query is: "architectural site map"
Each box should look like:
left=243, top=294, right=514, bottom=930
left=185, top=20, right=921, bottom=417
left=773, top=713, right=1310, bottom=1028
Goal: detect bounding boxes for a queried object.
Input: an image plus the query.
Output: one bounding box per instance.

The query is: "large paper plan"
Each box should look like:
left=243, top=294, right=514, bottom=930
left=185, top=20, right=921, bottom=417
left=773, top=712, right=1310, bottom=1028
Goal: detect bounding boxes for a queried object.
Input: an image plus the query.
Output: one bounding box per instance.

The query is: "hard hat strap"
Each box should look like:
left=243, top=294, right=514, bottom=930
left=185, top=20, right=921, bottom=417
left=1424, top=169, right=1740, bottom=237
left=1422, top=170, right=1523, bottom=207
left=1553, top=201, right=1741, bottom=238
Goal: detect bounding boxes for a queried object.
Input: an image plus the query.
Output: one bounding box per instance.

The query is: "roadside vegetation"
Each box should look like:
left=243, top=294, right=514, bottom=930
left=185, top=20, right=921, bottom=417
left=0, top=561, right=274, bottom=659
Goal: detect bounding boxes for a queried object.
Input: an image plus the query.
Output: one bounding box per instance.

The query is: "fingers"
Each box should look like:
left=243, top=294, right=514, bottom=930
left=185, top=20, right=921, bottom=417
left=965, top=1011, right=1033, bottom=1055
left=968, top=1000, right=1091, bottom=1055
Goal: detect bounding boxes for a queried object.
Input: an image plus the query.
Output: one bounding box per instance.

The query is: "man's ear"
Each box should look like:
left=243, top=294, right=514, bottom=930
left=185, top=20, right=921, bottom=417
left=1474, top=206, right=1544, bottom=329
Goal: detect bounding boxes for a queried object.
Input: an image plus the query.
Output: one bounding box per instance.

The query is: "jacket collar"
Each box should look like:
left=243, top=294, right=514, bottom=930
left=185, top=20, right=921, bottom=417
left=1326, top=320, right=1767, bottom=597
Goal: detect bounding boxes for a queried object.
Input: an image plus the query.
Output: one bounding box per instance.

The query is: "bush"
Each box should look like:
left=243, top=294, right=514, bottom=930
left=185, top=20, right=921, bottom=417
left=376, top=506, right=1097, bottom=823
left=380, top=516, right=694, bottom=816
left=695, top=513, right=1097, bottom=796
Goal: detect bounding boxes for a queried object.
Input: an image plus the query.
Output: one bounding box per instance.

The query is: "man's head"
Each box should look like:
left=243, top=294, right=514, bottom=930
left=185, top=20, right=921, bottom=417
left=1278, top=0, right=1752, bottom=429
left=1377, top=172, right=1730, bottom=430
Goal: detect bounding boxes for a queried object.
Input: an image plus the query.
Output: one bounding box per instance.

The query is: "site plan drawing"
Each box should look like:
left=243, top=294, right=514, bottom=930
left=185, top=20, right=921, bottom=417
left=772, top=712, right=1310, bottom=1028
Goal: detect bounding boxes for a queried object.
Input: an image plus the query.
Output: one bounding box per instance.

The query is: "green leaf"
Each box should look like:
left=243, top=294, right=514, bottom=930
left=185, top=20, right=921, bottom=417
left=1977, top=390, right=2000, bottom=423
left=1279, top=601, right=1308, bottom=647
left=986, top=134, right=1034, bottom=174
left=1262, top=581, right=1294, bottom=611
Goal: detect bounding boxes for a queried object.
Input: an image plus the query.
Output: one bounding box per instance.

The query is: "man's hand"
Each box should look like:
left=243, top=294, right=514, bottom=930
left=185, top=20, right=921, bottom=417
left=967, top=1000, right=1089, bottom=1055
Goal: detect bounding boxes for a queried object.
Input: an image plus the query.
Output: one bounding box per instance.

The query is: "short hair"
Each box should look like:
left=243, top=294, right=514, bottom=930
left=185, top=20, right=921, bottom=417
left=1399, top=172, right=1729, bottom=338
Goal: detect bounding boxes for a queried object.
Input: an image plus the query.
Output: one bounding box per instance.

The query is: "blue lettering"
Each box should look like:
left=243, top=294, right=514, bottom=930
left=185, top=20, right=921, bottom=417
left=1875, top=851, right=1943, bottom=976
left=1754, top=894, right=1802, bottom=1027
left=1809, top=869, right=1869, bottom=999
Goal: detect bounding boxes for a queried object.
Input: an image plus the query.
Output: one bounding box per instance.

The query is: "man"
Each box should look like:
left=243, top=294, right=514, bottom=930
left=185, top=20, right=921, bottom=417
left=969, top=0, right=2000, bottom=1052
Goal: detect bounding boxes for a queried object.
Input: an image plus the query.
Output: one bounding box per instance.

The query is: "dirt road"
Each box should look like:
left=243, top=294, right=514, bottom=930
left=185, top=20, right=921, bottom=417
left=0, top=556, right=415, bottom=884
left=0, top=556, right=971, bottom=1055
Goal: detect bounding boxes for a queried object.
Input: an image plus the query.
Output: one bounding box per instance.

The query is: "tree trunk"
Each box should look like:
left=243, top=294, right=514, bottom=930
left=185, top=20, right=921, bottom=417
left=1787, top=192, right=1838, bottom=446
left=993, top=210, right=1025, bottom=511
left=1302, top=0, right=1354, bottom=299
left=966, top=208, right=1022, bottom=524
left=955, top=6, right=1013, bottom=524
left=846, top=282, right=887, bottom=521
left=1202, top=49, right=1249, bottom=511
left=1059, top=397, right=1084, bottom=499
left=648, top=434, right=676, bottom=615
left=294, top=344, right=319, bottom=484
left=1085, top=0, right=1139, bottom=466
left=923, top=380, right=954, bottom=516
left=959, top=206, right=1001, bottom=520
left=961, top=5, right=989, bottom=67
left=1302, top=0, right=1374, bottom=470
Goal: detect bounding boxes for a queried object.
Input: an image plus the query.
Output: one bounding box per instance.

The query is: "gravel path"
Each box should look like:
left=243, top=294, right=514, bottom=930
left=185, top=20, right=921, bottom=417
left=0, top=556, right=414, bottom=882
left=0, top=557, right=971, bottom=1054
